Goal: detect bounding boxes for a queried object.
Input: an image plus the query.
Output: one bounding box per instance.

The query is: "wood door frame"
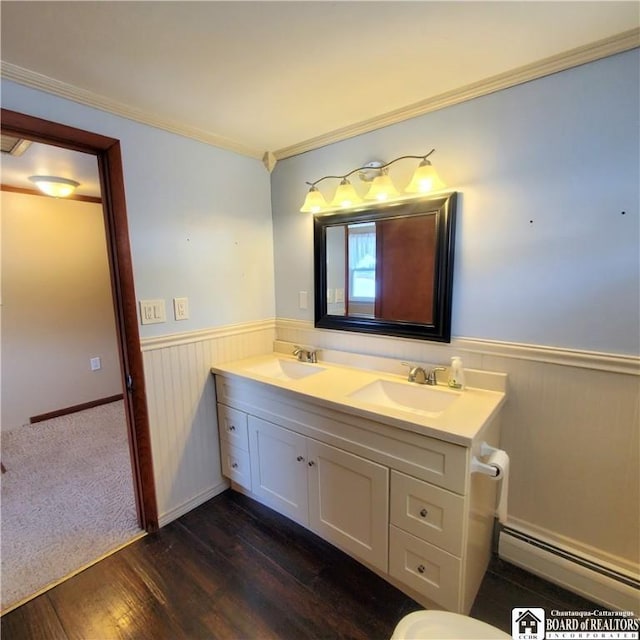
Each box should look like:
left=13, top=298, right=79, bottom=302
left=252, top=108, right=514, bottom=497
left=1, top=108, right=158, bottom=531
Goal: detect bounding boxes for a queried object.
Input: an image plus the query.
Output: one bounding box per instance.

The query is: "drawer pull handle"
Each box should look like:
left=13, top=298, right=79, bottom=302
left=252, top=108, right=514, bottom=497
left=308, top=460, right=315, bottom=467
left=420, top=508, right=428, bottom=518
left=417, top=565, right=426, bottom=574
left=231, top=463, right=238, bottom=469
left=296, top=456, right=305, bottom=462
left=228, top=425, right=236, bottom=431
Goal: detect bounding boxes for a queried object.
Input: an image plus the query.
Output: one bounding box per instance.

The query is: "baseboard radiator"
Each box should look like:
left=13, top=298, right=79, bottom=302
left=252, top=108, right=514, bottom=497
left=499, top=526, right=640, bottom=614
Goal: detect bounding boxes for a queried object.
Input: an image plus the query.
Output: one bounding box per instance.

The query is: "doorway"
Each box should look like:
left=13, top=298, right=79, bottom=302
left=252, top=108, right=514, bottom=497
left=1, top=108, right=157, bottom=532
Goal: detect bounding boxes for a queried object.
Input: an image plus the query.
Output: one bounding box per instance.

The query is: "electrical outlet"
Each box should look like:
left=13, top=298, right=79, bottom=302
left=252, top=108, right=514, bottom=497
left=173, top=297, right=189, bottom=320
left=299, top=291, right=308, bottom=310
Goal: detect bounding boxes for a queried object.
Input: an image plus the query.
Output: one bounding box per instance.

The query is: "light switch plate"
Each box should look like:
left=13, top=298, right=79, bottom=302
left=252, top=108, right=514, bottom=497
left=140, top=299, right=166, bottom=324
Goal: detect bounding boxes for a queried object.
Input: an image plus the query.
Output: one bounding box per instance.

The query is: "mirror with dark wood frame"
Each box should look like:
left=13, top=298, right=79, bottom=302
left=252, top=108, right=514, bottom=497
left=314, top=192, right=457, bottom=342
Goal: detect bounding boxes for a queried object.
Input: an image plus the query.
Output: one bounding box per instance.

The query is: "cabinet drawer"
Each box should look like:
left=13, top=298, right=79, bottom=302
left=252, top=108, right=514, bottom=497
left=218, top=405, right=249, bottom=451
left=389, top=525, right=461, bottom=612
left=390, top=471, right=464, bottom=556
left=220, top=442, right=251, bottom=490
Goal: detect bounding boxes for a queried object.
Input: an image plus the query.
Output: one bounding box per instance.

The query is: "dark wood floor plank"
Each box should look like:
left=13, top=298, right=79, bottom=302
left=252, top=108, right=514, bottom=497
left=2, top=489, right=604, bottom=640
left=46, top=552, right=186, bottom=640
left=486, top=556, right=607, bottom=611
left=198, top=490, right=421, bottom=638
left=0, top=595, right=68, bottom=640
left=181, top=491, right=328, bottom=586
left=121, top=522, right=299, bottom=640
left=178, top=505, right=379, bottom=639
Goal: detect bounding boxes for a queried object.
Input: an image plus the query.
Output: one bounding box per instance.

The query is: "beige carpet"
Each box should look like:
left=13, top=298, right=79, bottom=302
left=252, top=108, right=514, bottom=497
left=0, top=401, right=142, bottom=612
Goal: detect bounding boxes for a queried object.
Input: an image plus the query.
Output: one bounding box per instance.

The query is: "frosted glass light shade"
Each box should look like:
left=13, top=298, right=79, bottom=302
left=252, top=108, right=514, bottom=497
left=29, top=175, right=80, bottom=198
left=300, top=186, right=328, bottom=213
left=330, top=179, right=362, bottom=208
left=364, top=173, right=399, bottom=201
left=405, top=160, right=445, bottom=193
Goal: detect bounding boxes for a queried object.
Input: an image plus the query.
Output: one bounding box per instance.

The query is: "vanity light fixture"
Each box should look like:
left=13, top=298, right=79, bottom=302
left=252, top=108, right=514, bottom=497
left=300, top=149, right=444, bottom=213
left=364, top=168, right=400, bottom=201
left=28, top=175, right=80, bottom=198
left=330, top=178, right=362, bottom=208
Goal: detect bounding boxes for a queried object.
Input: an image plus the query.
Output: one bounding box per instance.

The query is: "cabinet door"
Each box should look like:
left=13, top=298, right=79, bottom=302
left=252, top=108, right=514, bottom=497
left=248, top=416, right=308, bottom=524
left=307, top=439, right=389, bottom=572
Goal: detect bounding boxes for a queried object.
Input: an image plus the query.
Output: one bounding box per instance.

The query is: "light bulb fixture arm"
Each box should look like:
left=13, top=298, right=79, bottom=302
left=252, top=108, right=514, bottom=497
left=306, top=149, right=436, bottom=187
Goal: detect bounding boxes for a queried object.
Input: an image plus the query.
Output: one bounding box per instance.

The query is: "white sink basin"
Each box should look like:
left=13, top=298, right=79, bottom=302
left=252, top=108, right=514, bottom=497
left=349, top=379, right=460, bottom=417
left=243, top=358, right=326, bottom=381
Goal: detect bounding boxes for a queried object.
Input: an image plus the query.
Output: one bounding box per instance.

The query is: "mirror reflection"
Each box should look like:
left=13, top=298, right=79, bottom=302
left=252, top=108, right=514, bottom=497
left=314, top=193, right=457, bottom=342
left=326, top=215, right=437, bottom=323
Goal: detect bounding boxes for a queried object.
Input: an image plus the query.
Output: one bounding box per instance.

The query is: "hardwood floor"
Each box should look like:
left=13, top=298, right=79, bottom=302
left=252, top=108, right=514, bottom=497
left=1, top=490, right=601, bottom=639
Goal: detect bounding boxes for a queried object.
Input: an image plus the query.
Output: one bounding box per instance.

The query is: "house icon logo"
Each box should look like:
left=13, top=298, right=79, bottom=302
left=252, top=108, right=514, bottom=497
left=512, top=608, right=545, bottom=640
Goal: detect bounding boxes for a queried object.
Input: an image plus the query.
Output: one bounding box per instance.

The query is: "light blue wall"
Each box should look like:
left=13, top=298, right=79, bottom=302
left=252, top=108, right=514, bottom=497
left=1, top=79, right=275, bottom=338
left=271, top=50, right=640, bottom=355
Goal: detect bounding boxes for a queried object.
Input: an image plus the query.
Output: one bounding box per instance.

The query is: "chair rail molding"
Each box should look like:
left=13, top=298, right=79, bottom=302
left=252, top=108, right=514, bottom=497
left=275, top=318, right=639, bottom=375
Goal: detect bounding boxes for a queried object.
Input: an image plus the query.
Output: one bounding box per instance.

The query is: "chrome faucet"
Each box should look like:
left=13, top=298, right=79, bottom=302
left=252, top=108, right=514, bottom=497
left=402, top=362, right=446, bottom=385
left=293, top=345, right=318, bottom=363
left=425, top=367, right=446, bottom=385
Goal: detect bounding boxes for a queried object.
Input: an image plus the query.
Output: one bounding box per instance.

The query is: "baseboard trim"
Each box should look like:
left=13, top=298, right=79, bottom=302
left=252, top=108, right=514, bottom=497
left=30, top=394, right=124, bottom=424
left=499, top=529, right=640, bottom=613
left=157, top=480, right=229, bottom=528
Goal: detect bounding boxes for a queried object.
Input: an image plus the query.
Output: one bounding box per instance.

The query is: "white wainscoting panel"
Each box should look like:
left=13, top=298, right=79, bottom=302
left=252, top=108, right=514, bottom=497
left=141, top=320, right=275, bottom=526
left=276, top=319, right=640, bottom=579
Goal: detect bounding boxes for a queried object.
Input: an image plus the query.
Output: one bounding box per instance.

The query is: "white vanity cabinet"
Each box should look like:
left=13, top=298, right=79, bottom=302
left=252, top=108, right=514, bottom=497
left=248, top=415, right=389, bottom=572
left=214, top=370, right=503, bottom=614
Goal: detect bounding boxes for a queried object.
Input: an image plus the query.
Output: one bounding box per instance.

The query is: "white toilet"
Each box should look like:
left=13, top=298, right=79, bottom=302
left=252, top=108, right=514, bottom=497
left=391, top=610, right=512, bottom=639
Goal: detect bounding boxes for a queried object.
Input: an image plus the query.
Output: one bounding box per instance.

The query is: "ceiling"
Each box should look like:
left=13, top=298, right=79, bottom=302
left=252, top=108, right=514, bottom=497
left=1, top=1, right=638, bottom=172
left=1, top=140, right=101, bottom=197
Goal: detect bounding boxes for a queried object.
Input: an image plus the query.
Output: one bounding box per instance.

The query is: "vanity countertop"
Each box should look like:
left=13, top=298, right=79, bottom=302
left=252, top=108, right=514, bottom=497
left=211, top=353, right=506, bottom=447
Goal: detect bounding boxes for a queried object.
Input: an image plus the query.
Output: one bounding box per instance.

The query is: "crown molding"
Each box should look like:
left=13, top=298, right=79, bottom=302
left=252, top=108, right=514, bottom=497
left=2, top=28, right=638, bottom=163
left=274, top=28, right=640, bottom=160
left=0, top=61, right=264, bottom=160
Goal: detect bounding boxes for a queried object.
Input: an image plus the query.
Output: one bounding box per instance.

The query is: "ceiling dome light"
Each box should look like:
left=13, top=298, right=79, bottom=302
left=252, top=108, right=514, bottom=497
left=330, top=178, right=362, bottom=208
left=405, top=159, right=445, bottom=193
left=300, top=185, right=328, bottom=213
left=29, top=175, right=80, bottom=198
